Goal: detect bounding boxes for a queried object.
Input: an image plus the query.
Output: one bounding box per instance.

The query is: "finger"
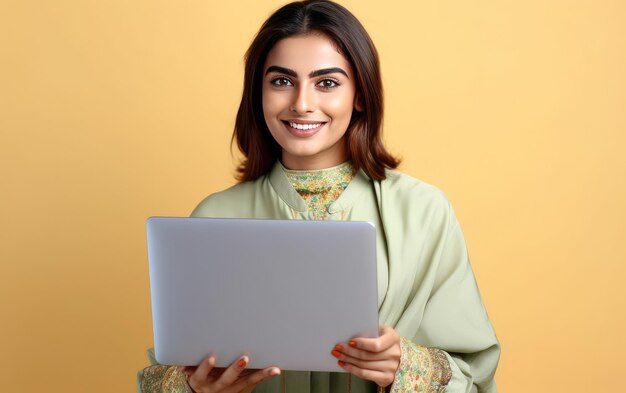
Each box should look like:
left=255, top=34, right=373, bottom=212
left=337, top=361, right=393, bottom=387
left=229, top=367, right=281, bottom=392
left=188, top=356, right=216, bottom=387
left=331, top=344, right=389, bottom=362
left=180, top=366, right=197, bottom=377
left=214, top=355, right=249, bottom=391
left=333, top=351, right=397, bottom=371
left=348, top=326, right=397, bottom=353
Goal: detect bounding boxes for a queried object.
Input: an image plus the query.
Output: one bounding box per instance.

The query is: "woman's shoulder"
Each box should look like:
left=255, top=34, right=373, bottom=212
left=377, top=169, right=457, bottom=229
left=381, top=169, right=450, bottom=206
left=191, top=178, right=264, bottom=217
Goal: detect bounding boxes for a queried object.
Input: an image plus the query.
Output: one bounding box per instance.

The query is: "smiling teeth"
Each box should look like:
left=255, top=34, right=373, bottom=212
left=289, top=122, right=322, bottom=130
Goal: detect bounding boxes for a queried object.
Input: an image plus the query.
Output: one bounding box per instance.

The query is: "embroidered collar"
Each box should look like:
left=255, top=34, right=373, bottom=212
left=268, top=161, right=371, bottom=214
left=282, top=162, right=355, bottom=219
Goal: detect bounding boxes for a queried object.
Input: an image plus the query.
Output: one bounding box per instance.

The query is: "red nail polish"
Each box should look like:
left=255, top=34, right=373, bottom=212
left=334, top=344, right=343, bottom=351
left=237, top=359, right=247, bottom=368
left=331, top=350, right=341, bottom=358
left=338, top=360, right=346, bottom=367
left=348, top=340, right=357, bottom=348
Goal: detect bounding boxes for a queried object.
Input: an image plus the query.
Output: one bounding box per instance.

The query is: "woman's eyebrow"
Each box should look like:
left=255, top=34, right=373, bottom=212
left=266, top=66, right=297, bottom=77
left=265, top=66, right=349, bottom=79
left=309, top=67, right=349, bottom=78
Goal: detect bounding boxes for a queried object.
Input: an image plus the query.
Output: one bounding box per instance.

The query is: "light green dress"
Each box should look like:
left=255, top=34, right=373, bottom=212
left=137, top=162, right=500, bottom=392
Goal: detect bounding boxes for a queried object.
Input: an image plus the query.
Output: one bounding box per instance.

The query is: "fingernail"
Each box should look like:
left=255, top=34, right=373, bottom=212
left=338, top=360, right=346, bottom=367
left=268, top=367, right=281, bottom=376
left=331, top=350, right=341, bottom=358
left=237, top=357, right=248, bottom=368
left=334, top=344, right=343, bottom=351
left=348, top=340, right=357, bottom=348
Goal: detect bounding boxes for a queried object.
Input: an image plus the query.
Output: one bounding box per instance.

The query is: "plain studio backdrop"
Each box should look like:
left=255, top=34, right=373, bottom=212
left=1, top=0, right=624, bottom=391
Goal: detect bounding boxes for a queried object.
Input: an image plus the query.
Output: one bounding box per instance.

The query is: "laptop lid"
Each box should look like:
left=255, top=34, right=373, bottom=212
left=146, top=217, right=379, bottom=371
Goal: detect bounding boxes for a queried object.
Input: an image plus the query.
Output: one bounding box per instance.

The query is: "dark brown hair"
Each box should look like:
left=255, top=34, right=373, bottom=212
left=233, top=0, right=400, bottom=181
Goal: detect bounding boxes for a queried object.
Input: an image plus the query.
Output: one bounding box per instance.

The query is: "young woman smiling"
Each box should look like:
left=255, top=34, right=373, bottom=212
left=138, top=1, right=500, bottom=392
left=262, top=34, right=357, bottom=170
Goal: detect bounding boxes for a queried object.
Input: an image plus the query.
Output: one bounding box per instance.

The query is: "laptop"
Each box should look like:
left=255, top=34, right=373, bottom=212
left=146, top=217, right=379, bottom=371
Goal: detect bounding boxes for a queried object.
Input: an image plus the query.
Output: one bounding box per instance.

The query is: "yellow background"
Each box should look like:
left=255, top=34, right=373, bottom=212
left=1, top=0, right=624, bottom=391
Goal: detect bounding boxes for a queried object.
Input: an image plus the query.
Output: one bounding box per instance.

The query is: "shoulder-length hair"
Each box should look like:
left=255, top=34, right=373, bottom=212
left=233, top=0, right=400, bottom=182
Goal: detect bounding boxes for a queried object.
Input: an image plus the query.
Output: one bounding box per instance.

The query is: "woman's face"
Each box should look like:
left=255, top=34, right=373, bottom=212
left=262, top=34, right=358, bottom=170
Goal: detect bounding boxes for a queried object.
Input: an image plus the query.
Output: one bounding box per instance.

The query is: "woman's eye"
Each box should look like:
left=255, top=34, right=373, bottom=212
left=318, top=79, right=339, bottom=89
left=271, top=77, right=293, bottom=87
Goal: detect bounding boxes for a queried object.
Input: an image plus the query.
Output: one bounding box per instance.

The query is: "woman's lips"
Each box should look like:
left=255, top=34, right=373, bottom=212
left=282, top=120, right=326, bottom=137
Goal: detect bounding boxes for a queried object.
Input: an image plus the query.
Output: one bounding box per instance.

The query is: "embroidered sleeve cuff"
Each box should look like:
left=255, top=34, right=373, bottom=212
left=140, top=365, right=193, bottom=393
left=389, top=337, right=452, bottom=393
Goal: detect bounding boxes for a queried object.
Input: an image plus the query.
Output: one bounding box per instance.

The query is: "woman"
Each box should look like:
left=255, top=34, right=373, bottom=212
left=138, top=1, right=500, bottom=392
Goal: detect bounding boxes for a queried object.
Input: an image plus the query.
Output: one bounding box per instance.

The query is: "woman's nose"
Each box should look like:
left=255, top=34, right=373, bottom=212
left=290, top=86, right=316, bottom=114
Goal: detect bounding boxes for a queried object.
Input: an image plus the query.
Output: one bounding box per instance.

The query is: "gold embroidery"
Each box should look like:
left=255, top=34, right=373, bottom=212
left=140, top=365, right=192, bottom=393
left=390, top=338, right=452, bottom=393
left=283, top=161, right=354, bottom=220
left=426, top=348, right=452, bottom=391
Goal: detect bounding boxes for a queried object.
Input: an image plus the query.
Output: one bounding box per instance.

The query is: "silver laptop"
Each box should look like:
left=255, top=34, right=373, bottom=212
left=146, top=217, right=379, bottom=371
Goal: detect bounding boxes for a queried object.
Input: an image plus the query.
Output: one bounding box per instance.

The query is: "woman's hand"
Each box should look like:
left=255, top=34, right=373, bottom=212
left=331, top=326, right=401, bottom=388
left=180, top=355, right=280, bottom=393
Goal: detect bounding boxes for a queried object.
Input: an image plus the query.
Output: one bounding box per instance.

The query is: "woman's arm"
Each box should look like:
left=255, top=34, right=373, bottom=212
left=332, top=328, right=455, bottom=392
left=137, top=348, right=191, bottom=393
left=136, top=349, right=280, bottom=393
left=334, top=179, right=500, bottom=392
left=390, top=337, right=453, bottom=392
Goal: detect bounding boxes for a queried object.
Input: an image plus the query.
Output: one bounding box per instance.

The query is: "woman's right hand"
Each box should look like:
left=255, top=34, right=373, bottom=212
left=179, top=355, right=280, bottom=393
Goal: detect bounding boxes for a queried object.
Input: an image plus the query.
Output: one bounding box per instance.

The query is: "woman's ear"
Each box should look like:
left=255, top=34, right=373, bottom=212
left=354, top=95, right=364, bottom=112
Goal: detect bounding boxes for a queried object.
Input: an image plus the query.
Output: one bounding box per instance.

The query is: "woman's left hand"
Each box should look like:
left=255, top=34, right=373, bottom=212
left=331, top=325, right=401, bottom=388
